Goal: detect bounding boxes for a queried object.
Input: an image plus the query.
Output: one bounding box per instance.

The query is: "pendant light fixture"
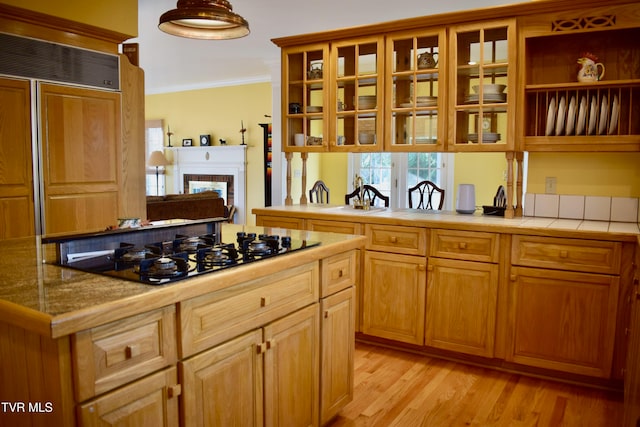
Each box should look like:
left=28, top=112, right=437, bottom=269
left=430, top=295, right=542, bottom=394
left=159, top=0, right=249, bottom=40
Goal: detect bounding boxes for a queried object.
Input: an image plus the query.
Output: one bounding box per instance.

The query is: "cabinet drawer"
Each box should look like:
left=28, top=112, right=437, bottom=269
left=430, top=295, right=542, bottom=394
left=430, top=229, right=499, bottom=263
left=72, top=305, right=177, bottom=401
left=307, top=219, right=362, bottom=235
left=365, top=224, right=427, bottom=256
left=256, top=215, right=304, bottom=230
left=512, top=235, right=621, bottom=274
left=321, top=250, right=357, bottom=297
left=180, top=262, right=319, bottom=357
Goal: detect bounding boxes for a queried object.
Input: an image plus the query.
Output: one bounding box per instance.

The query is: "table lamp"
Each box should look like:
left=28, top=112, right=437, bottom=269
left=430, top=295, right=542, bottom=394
left=147, top=150, right=169, bottom=195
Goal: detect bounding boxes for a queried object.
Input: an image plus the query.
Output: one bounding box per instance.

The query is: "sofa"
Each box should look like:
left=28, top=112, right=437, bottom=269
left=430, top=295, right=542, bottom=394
left=146, top=191, right=227, bottom=222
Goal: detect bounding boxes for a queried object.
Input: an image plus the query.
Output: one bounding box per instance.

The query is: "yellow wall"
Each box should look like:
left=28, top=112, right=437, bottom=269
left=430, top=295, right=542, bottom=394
left=527, top=152, right=640, bottom=197
left=145, top=82, right=272, bottom=225
left=146, top=83, right=640, bottom=219
left=0, top=0, right=138, bottom=37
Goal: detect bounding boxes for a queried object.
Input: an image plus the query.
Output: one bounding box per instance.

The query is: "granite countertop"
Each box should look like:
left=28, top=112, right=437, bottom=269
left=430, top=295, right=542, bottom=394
left=253, top=204, right=640, bottom=240
left=0, top=224, right=365, bottom=338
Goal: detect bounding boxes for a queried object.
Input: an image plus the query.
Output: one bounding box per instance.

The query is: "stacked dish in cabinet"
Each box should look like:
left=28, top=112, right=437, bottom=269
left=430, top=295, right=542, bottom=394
left=526, top=88, right=633, bottom=138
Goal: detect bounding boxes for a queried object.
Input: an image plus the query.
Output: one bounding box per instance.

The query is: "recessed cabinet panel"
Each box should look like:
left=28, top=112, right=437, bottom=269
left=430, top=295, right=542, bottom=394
left=386, top=29, right=446, bottom=151
left=449, top=21, right=515, bottom=151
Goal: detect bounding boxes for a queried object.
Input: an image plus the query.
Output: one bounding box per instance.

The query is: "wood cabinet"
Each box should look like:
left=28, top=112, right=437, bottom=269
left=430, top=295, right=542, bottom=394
left=77, top=367, right=180, bottom=426
left=256, top=214, right=305, bottom=230
left=362, top=250, right=427, bottom=345
left=72, top=306, right=177, bottom=402
left=181, top=304, right=320, bottom=427
left=181, top=330, right=263, bottom=426
left=448, top=19, right=517, bottom=151
left=319, top=250, right=356, bottom=424
left=281, top=43, right=330, bottom=152
left=518, top=3, right=640, bottom=152
left=426, top=229, right=500, bottom=357
left=362, top=224, right=428, bottom=345
left=320, top=288, right=354, bottom=424
left=264, top=303, right=320, bottom=427
left=624, top=242, right=640, bottom=426
left=508, top=235, right=622, bottom=378
left=39, top=83, right=121, bottom=234
left=385, top=28, right=446, bottom=151
left=0, top=77, right=34, bottom=239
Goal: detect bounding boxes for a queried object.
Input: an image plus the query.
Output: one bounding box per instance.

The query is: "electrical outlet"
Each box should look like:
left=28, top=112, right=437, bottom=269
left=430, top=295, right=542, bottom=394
left=294, top=169, right=301, bottom=178
left=545, top=176, right=557, bottom=194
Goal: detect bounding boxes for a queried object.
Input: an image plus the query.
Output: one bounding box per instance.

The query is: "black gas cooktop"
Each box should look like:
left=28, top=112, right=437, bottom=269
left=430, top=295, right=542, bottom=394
left=43, top=220, right=320, bottom=285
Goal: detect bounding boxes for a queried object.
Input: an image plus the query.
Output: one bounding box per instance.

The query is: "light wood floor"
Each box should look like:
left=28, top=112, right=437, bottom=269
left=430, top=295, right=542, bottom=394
left=327, top=342, right=623, bottom=427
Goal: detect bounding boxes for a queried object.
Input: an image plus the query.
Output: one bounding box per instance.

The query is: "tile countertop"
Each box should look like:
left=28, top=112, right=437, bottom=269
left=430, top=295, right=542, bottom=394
left=252, top=205, right=640, bottom=240
left=0, top=224, right=366, bottom=338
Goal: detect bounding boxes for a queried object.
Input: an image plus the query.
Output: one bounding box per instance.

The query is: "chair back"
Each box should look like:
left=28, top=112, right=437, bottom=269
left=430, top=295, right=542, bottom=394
left=408, top=180, right=445, bottom=210
left=345, top=184, right=390, bottom=208
left=309, top=180, right=330, bottom=203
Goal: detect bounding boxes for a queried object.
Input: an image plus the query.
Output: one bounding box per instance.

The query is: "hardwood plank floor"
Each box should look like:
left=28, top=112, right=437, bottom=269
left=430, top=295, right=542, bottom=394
left=327, top=342, right=623, bottom=427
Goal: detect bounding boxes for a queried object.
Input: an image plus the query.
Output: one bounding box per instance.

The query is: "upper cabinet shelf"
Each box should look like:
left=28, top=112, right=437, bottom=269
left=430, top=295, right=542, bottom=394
left=448, top=20, right=517, bottom=151
left=518, top=3, right=640, bottom=151
left=276, top=0, right=640, bottom=154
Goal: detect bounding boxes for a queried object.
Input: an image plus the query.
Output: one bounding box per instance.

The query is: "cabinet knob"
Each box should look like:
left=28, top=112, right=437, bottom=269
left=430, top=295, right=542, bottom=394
left=510, top=274, right=517, bottom=281
left=261, top=296, right=271, bottom=307
left=324, top=310, right=330, bottom=318
left=458, top=242, right=467, bottom=249
left=338, top=269, right=344, bottom=278
left=168, top=384, right=182, bottom=398
left=559, top=250, right=568, bottom=258
left=390, top=236, right=398, bottom=243
left=257, top=342, right=267, bottom=354
left=419, top=264, right=426, bottom=271
left=427, top=265, right=433, bottom=272
left=125, top=345, right=139, bottom=359
left=266, top=339, right=275, bottom=350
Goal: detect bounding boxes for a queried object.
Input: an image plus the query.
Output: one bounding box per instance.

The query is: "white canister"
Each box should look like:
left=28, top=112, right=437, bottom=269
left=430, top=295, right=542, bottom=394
left=294, top=133, right=305, bottom=146
left=456, top=184, right=476, bottom=214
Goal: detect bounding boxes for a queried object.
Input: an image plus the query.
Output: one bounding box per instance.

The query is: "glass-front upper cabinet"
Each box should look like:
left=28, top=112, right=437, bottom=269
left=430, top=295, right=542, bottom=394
left=330, top=36, right=384, bottom=152
left=385, top=29, right=446, bottom=152
left=282, top=43, right=329, bottom=152
left=448, top=20, right=516, bottom=151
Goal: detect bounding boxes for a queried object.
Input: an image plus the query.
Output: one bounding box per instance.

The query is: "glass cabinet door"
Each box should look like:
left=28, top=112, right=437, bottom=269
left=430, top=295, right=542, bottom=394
left=330, top=36, right=384, bottom=151
left=449, top=20, right=515, bottom=151
left=282, top=43, right=329, bottom=151
left=386, top=29, right=446, bottom=151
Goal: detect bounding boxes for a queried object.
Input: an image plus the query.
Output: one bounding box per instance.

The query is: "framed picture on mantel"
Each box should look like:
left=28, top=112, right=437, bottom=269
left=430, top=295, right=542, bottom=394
left=182, top=138, right=193, bottom=147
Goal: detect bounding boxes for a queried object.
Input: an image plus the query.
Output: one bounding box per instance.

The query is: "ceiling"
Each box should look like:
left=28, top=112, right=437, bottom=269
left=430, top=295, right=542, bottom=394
left=133, top=0, right=524, bottom=95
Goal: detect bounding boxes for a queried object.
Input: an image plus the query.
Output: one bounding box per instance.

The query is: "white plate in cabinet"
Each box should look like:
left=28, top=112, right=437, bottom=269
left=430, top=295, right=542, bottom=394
left=365, top=224, right=427, bottom=256
left=72, top=305, right=177, bottom=401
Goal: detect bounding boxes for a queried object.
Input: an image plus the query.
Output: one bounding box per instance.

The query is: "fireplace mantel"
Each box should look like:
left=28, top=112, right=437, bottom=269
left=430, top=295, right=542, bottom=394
left=167, top=146, right=247, bottom=224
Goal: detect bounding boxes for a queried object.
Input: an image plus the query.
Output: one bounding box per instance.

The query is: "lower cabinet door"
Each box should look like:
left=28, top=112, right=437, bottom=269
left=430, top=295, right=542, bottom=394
left=507, top=266, right=619, bottom=378
left=77, top=367, right=179, bottom=426
left=426, top=257, right=499, bottom=357
left=320, top=287, right=355, bottom=424
left=180, top=329, right=264, bottom=427
left=264, top=303, right=320, bottom=427
left=362, top=251, right=427, bottom=345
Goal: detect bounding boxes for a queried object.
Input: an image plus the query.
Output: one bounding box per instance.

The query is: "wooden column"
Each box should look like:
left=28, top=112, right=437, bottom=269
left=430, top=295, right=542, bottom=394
left=285, top=152, right=293, bottom=205
left=515, top=151, right=524, bottom=217
left=504, top=151, right=514, bottom=219
left=300, top=152, right=308, bottom=205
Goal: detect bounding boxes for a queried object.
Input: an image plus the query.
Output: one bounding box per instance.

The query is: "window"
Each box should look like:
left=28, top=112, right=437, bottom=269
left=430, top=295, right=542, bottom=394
left=349, top=152, right=453, bottom=209
left=145, top=120, right=166, bottom=195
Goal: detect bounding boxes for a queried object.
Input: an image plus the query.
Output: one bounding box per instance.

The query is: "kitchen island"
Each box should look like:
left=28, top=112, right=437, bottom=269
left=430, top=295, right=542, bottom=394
left=254, top=204, right=639, bottom=390
left=0, top=222, right=365, bottom=426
